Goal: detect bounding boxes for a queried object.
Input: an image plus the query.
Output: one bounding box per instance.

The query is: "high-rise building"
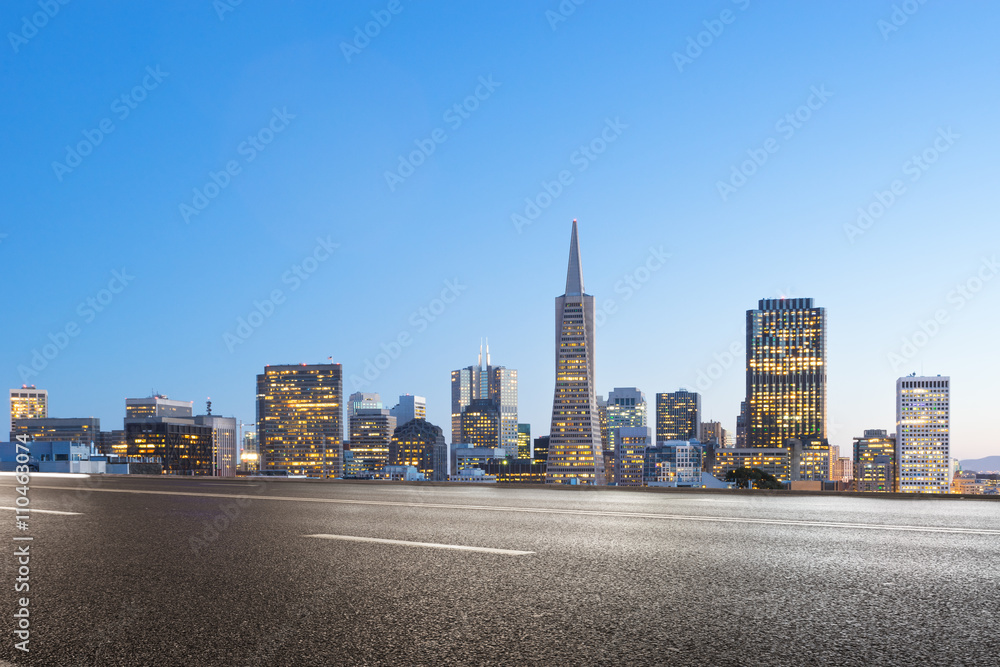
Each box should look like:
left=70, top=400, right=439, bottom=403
left=517, top=423, right=532, bottom=459
left=596, top=395, right=610, bottom=450
left=853, top=429, right=896, bottom=493
left=745, top=298, right=827, bottom=448
left=656, top=390, right=701, bottom=443
left=546, top=220, right=605, bottom=485
left=194, top=401, right=239, bottom=477
left=348, top=409, right=397, bottom=474
left=604, top=388, right=647, bottom=453
left=124, top=404, right=213, bottom=475
left=388, top=418, right=447, bottom=481
left=389, top=394, right=427, bottom=428
left=256, top=363, right=343, bottom=478
left=347, top=392, right=382, bottom=419
left=97, top=429, right=126, bottom=456
left=9, top=386, right=47, bottom=436
left=645, top=441, right=704, bottom=486
left=126, top=396, right=194, bottom=419
left=460, top=399, right=501, bottom=450
left=896, top=376, right=950, bottom=494
left=735, top=401, right=747, bottom=448
left=451, top=343, right=518, bottom=454
left=616, top=426, right=652, bottom=486
left=11, top=417, right=100, bottom=448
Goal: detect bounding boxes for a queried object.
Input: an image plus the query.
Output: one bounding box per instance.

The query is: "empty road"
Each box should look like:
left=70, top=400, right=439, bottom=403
left=1, top=476, right=997, bottom=666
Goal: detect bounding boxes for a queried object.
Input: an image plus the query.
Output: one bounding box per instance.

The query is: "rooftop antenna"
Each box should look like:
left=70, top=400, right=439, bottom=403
left=206, top=398, right=212, bottom=415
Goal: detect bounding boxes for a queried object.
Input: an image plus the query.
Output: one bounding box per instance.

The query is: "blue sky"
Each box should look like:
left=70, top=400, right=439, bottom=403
left=3, top=1, right=998, bottom=459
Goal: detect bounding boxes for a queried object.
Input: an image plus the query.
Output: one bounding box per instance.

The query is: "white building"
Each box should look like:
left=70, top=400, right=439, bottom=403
left=389, top=394, right=426, bottom=427
left=896, top=375, right=950, bottom=494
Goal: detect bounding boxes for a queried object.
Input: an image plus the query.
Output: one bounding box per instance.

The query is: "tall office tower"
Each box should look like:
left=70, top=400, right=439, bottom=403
left=896, top=376, right=950, bottom=494
left=656, top=390, right=701, bottom=443
left=853, top=429, right=897, bottom=492
left=9, top=386, right=47, bottom=436
left=347, top=392, right=382, bottom=419
left=546, top=220, right=605, bottom=485
left=596, top=395, right=610, bottom=449
left=194, top=401, right=239, bottom=477
left=256, top=363, right=343, bottom=478
left=735, top=401, right=747, bottom=448
left=616, top=426, right=653, bottom=486
left=11, top=417, right=100, bottom=448
left=604, top=388, right=647, bottom=454
left=348, top=409, right=397, bottom=474
left=390, top=394, right=427, bottom=428
left=517, top=423, right=532, bottom=459
left=124, top=397, right=213, bottom=475
left=460, top=399, right=501, bottom=450
left=746, top=298, right=827, bottom=448
left=389, top=419, right=448, bottom=481
left=451, top=343, right=518, bottom=454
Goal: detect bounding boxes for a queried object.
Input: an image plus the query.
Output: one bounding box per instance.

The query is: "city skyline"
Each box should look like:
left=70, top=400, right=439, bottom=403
left=4, top=4, right=998, bottom=461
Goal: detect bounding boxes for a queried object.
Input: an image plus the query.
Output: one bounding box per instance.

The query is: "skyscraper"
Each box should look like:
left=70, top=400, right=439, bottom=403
left=853, top=429, right=897, bottom=493
left=9, top=385, right=47, bottom=436
left=194, top=401, right=239, bottom=477
left=896, top=375, right=950, bottom=494
left=451, top=342, right=517, bottom=455
left=745, top=298, right=827, bottom=448
left=347, top=392, right=382, bottom=419
left=348, top=409, right=396, bottom=475
left=605, top=387, right=647, bottom=453
left=517, top=423, right=532, bottom=459
left=256, top=363, right=343, bottom=478
left=460, top=399, right=501, bottom=450
left=656, top=390, right=701, bottom=443
left=124, top=397, right=213, bottom=475
left=546, top=220, right=605, bottom=485
left=389, top=394, right=426, bottom=427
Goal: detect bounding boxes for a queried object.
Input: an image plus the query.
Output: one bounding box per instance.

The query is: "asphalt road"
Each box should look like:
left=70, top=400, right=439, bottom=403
left=0, top=476, right=997, bottom=666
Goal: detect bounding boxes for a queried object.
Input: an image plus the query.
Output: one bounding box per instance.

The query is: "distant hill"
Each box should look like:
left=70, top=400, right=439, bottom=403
left=960, top=456, right=1000, bottom=472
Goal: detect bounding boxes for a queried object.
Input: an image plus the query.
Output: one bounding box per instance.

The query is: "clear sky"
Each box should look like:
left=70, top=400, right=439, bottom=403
left=3, top=1, right=998, bottom=460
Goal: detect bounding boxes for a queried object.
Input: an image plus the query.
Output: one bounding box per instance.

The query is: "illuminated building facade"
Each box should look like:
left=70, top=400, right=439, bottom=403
left=483, top=458, right=547, bottom=483
left=97, top=429, right=127, bottom=456
left=348, top=409, right=396, bottom=474
left=451, top=343, right=518, bottom=455
left=347, top=392, right=382, bottom=419
left=533, top=436, right=549, bottom=462
left=9, top=386, right=47, bottom=436
left=11, top=417, right=100, bottom=448
left=656, top=390, right=701, bottom=443
left=194, top=409, right=239, bottom=477
left=546, top=221, right=605, bottom=485
left=746, top=298, right=827, bottom=448
left=460, top=399, right=501, bottom=450
left=517, top=423, right=532, bottom=459
left=853, top=429, right=896, bottom=492
left=712, top=447, right=793, bottom=483
left=790, top=438, right=834, bottom=481
left=256, top=363, right=343, bottom=478
left=125, top=419, right=214, bottom=474
left=596, top=395, right=610, bottom=449
left=126, top=396, right=194, bottom=419
left=616, top=426, right=652, bottom=487
left=700, top=421, right=726, bottom=445
left=604, top=388, right=647, bottom=453
left=388, top=418, right=447, bottom=481
left=896, top=376, right=950, bottom=494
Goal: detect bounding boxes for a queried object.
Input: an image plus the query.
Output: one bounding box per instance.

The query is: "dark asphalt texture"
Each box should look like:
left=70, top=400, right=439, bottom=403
left=0, top=476, right=997, bottom=666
